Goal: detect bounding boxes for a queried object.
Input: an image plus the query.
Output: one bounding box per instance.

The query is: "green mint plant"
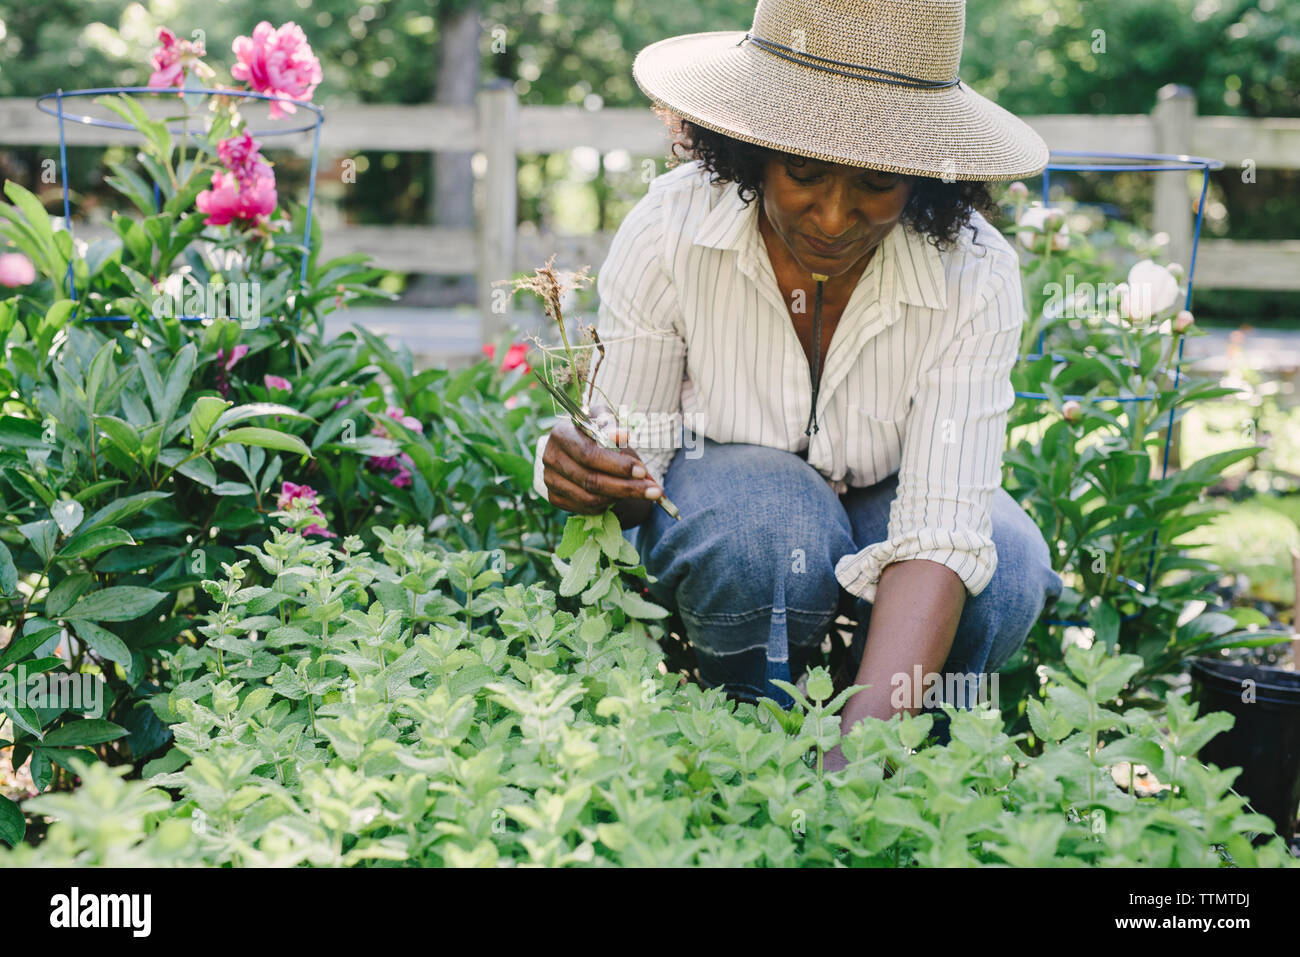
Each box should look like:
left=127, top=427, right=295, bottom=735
left=3, top=506, right=1292, bottom=866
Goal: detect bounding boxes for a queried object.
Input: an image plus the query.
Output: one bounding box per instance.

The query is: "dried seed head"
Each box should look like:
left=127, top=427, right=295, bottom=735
left=572, top=348, right=592, bottom=384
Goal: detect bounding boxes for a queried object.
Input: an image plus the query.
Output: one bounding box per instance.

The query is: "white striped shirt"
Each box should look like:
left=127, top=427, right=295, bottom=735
left=532, top=159, right=1025, bottom=604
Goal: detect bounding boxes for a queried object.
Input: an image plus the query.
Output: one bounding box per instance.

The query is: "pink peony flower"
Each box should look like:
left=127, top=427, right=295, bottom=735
left=196, top=170, right=278, bottom=227
left=217, top=132, right=274, bottom=185
left=385, top=405, right=423, bottom=433
left=0, top=252, right=36, bottom=287
left=231, top=21, right=323, bottom=120
left=369, top=405, right=422, bottom=441
left=366, top=450, right=416, bottom=489
left=264, top=374, right=292, bottom=393
left=483, top=341, right=531, bottom=374
left=148, top=27, right=213, bottom=91
left=277, top=481, right=337, bottom=538
left=217, top=344, right=249, bottom=371
left=502, top=342, right=530, bottom=373
left=277, top=480, right=320, bottom=510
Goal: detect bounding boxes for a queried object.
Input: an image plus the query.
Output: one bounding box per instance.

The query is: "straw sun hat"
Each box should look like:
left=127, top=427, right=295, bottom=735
left=631, top=0, right=1049, bottom=182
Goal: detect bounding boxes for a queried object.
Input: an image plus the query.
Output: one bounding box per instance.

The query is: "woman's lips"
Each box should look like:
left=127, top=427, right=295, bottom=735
left=803, top=233, right=852, bottom=256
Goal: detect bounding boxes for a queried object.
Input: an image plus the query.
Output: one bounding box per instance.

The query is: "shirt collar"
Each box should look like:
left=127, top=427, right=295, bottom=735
left=692, top=179, right=948, bottom=312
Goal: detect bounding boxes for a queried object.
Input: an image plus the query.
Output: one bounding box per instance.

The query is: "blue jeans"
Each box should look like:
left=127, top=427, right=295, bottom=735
left=626, top=437, right=1063, bottom=711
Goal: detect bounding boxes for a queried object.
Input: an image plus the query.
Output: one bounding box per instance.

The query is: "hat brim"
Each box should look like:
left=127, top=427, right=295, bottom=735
left=632, top=30, right=1048, bottom=182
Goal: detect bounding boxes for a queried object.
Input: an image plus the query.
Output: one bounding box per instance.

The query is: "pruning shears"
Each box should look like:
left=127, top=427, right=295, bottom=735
left=532, top=369, right=681, bottom=521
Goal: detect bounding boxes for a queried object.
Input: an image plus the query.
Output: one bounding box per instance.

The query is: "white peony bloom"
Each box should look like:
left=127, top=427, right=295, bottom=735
left=1120, top=260, right=1180, bottom=324
left=1016, top=204, right=1069, bottom=252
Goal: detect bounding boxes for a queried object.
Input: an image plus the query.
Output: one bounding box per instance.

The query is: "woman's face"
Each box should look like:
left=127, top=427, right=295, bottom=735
left=759, top=153, right=914, bottom=278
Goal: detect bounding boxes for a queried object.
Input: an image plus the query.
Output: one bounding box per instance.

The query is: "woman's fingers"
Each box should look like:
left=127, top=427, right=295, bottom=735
left=546, top=436, right=655, bottom=503
left=541, top=423, right=662, bottom=515
left=549, top=422, right=651, bottom=484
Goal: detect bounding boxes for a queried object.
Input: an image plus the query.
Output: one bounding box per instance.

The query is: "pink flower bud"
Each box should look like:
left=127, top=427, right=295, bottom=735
left=1008, top=181, right=1029, bottom=199
left=0, top=253, right=36, bottom=287
left=1173, top=310, right=1194, bottom=333
left=1062, top=400, right=1083, bottom=423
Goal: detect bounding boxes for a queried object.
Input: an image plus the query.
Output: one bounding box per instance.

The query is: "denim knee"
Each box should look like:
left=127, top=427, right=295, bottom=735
left=635, top=442, right=856, bottom=665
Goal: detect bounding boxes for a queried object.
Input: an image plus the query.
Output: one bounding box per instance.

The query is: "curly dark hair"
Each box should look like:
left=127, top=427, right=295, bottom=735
left=655, top=107, right=1000, bottom=252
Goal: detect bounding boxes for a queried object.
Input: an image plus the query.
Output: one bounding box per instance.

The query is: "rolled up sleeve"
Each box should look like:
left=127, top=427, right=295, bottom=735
left=531, top=188, right=686, bottom=503
left=835, top=266, right=1022, bottom=604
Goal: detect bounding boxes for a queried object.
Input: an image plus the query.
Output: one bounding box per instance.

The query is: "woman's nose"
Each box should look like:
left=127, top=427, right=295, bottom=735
left=810, top=180, right=855, bottom=239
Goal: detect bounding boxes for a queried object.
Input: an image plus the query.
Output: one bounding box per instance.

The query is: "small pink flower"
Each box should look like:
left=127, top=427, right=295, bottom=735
left=0, top=253, right=36, bottom=287
left=370, top=405, right=422, bottom=440
left=231, top=21, right=323, bottom=120
left=502, top=342, right=530, bottom=373
left=217, top=344, right=249, bottom=371
left=483, top=341, right=531, bottom=374
left=385, top=405, right=423, bottom=433
left=278, top=481, right=336, bottom=537
left=147, top=27, right=213, bottom=91
left=277, top=480, right=318, bottom=510
left=367, top=450, right=416, bottom=488
left=264, top=374, right=292, bottom=393
left=505, top=394, right=520, bottom=410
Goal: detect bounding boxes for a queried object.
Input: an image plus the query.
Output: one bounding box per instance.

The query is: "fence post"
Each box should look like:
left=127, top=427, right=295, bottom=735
left=1152, top=85, right=1198, bottom=474
left=477, top=78, right=519, bottom=346
left=1152, top=84, right=1197, bottom=272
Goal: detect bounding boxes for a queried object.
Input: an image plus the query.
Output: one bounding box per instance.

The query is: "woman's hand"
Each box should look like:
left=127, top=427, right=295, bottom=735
left=540, top=404, right=664, bottom=518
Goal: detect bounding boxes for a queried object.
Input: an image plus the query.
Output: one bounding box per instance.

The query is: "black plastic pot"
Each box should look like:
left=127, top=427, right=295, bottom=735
left=1189, top=657, right=1300, bottom=845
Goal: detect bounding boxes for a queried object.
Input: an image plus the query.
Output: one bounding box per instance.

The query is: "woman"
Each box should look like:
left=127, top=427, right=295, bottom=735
left=533, top=0, right=1063, bottom=764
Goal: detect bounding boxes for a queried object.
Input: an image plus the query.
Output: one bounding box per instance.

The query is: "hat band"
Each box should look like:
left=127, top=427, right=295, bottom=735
left=738, top=32, right=961, bottom=90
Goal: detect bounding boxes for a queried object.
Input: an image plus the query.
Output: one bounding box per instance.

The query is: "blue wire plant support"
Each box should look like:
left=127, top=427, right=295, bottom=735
left=35, top=86, right=324, bottom=324
left=1018, top=150, right=1225, bottom=628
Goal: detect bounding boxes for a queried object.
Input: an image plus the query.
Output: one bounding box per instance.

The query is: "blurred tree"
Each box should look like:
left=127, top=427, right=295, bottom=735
left=961, top=0, right=1300, bottom=117
left=2, top=1, right=1294, bottom=113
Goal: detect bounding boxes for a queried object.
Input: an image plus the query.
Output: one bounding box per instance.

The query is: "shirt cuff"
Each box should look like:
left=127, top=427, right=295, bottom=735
left=834, top=532, right=998, bottom=605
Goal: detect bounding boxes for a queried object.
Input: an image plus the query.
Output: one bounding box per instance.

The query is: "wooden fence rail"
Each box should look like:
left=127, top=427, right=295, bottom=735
left=2, top=81, right=1298, bottom=341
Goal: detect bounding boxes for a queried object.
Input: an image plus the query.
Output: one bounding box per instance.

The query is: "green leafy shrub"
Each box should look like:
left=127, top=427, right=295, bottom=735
left=2, top=508, right=1291, bottom=865
left=998, top=196, right=1293, bottom=728
left=0, top=85, right=553, bottom=792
